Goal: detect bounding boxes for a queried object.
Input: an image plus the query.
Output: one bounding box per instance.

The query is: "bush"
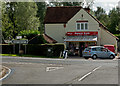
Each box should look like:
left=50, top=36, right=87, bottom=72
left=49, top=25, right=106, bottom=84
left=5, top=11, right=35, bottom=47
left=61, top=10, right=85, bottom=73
left=18, top=30, right=46, bottom=44
left=18, top=30, right=40, bottom=40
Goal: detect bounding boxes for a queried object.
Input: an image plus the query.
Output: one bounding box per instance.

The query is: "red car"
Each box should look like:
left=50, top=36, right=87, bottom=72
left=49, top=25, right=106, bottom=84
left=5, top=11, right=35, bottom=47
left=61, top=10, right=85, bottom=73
left=104, top=45, right=115, bottom=53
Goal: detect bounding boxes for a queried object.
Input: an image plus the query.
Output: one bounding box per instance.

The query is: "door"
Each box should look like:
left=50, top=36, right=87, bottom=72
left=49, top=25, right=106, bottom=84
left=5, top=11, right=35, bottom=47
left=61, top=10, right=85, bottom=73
left=101, top=48, right=110, bottom=58
left=79, top=42, right=85, bottom=57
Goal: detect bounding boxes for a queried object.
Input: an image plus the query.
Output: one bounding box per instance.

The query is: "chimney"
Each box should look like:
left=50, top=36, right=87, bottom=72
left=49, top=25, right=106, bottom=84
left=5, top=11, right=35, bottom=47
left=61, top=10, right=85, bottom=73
left=84, top=7, right=90, bottom=13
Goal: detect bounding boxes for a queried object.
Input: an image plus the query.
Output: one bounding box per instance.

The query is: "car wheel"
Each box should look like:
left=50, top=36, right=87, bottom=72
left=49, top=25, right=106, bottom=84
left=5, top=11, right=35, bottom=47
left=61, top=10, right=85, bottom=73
left=109, top=55, right=115, bottom=59
left=92, top=55, right=97, bottom=59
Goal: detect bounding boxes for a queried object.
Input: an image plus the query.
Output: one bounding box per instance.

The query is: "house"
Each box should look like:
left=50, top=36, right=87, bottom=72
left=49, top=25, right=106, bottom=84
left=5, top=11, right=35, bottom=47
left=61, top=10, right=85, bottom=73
left=44, top=6, right=119, bottom=56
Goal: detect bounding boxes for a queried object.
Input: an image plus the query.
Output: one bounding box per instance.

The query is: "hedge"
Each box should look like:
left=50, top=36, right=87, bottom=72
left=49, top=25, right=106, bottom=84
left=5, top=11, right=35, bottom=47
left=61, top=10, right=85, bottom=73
left=2, top=44, right=65, bottom=57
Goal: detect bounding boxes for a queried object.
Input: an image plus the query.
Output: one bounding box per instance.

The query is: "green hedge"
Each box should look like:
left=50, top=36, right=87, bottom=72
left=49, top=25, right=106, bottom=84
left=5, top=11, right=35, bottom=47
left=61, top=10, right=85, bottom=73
left=2, top=44, right=65, bottom=57
left=2, top=44, right=14, bottom=54
left=26, top=44, right=65, bottom=57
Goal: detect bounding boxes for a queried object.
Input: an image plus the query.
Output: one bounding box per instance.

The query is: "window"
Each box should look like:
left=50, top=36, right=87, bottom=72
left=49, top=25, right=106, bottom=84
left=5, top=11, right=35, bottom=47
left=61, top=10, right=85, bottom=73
left=77, top=23, right=80, bottom=30
left=92, top=48, right=97, bottom=51
left=85, top=23, right=88, bottom=30
left=76, top=22, right=88, bottom=30
left=81, top=23, right=84, bottom=30
left=96, top=47, right=101, bottom=51
left=85, top=48, right=91, bottom=51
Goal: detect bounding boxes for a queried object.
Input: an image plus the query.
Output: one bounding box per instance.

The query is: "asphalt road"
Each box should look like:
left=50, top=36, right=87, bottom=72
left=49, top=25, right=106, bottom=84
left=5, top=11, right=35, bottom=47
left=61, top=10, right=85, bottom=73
left=1, top=56, right=119, bottom=85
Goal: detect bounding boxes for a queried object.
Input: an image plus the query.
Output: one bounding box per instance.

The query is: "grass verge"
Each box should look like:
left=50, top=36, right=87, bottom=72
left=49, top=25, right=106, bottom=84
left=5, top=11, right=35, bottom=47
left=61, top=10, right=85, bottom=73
left=0, top=54, right=62, bottom=59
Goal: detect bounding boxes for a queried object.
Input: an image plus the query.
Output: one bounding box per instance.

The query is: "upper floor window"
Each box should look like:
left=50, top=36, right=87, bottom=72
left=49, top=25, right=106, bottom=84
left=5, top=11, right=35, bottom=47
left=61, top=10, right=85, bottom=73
left=76, top=21, right=88, bottom=30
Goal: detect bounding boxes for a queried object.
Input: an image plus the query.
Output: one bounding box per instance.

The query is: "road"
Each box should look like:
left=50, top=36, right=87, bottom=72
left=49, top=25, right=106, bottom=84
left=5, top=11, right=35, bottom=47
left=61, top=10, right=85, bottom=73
left=1, top=56, right=119, bottom=85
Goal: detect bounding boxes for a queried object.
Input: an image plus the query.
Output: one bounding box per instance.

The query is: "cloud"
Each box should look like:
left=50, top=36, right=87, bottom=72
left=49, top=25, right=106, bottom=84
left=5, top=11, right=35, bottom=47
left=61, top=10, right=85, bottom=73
left=94, top=0, right=119, bottom=2
left=92, top=1, right=119, bottom=14
left=92, top=5, right=97, bottom=11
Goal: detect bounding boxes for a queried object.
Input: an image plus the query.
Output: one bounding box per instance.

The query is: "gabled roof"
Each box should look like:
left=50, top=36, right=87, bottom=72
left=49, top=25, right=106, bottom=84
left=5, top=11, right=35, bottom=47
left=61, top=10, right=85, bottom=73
left=44, top=6, right=83, bottom=24
left=43, top=34, right=57, bottom=43
left=44, top=6, right=119, bottom=40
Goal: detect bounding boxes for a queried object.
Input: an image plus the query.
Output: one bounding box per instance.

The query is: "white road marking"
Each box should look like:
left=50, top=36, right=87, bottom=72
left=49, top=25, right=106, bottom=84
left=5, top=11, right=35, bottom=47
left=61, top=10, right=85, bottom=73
left=78, top=66, right=102, bottom=81
left=92, top=66, right=101, bottom=72
left=0, top=66, right=11, bottom=81
left=78, top=72, right=92, bottom=81
left=46, top=67, right=64, bottom=72
left=2, top=62, right=32, bottom=65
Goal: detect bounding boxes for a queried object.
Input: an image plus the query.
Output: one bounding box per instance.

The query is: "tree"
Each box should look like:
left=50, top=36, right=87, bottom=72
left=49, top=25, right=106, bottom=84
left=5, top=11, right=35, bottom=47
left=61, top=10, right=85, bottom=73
left=2, top=2, right=40, bottom=39
left=108, top=7, right=120, bottom=34
left=94, top=7, right=109, bottom=26
left=36, top=2, right=46, bottom=34
left=2, top=2, right=19, bottom=39
left=15, top=2, right=40, bottom=30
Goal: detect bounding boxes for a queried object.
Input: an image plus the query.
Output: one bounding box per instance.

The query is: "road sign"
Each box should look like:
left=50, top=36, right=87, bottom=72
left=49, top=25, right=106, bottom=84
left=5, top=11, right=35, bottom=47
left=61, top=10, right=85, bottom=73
left=12, top=40, right=28, bottom=44
left=16, top=36, right=22, bottom=39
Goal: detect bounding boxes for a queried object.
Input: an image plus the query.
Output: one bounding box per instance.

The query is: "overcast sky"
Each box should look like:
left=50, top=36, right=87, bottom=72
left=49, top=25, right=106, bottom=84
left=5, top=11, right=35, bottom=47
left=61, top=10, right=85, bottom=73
left=92, top=0, right=120, bottom=14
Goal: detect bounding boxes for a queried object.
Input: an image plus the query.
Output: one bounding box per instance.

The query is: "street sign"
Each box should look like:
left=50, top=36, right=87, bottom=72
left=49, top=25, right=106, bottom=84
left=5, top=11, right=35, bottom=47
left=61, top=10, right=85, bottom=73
left=12, top=40, right=28, bottom=44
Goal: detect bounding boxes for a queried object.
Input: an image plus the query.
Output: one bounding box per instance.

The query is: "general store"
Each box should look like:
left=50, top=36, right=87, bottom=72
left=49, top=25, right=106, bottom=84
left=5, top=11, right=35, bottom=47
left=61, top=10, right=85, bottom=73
left=44, top=6, right=119, bottom=56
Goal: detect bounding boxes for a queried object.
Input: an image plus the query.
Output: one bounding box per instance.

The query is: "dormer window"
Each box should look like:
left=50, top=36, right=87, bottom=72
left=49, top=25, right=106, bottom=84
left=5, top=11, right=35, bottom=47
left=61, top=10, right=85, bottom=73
left=76, top=20, right=88, bottom=30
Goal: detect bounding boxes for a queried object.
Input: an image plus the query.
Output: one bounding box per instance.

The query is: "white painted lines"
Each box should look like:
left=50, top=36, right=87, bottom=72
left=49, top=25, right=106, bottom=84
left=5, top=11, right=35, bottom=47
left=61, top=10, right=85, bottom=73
left=92, top=66, right=101, bottom=72
left=2, top=62, right=33, bottom=65
left=78, top=72, right=92, bottom=81
left=0, top=66, right=11, bottom=81
left=78, top=66, right=102, bottom=81
left=46, top=67, right=64, bottom=72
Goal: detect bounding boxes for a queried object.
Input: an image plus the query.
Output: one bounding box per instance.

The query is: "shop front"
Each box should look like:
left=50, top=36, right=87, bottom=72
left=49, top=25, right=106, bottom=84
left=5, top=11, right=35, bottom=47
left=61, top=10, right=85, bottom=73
left=64, top=31, right=98, bottom=57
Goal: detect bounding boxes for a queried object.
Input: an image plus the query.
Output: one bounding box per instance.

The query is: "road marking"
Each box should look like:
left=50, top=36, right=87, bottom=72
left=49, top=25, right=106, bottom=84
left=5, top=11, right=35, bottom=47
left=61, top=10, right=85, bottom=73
left=78, top=66, right=101, bottom=81
left=92, top=66, right=101, bottom=72
left=0, top=66, right=11, bottom=81
left=4, top=62, right=34, bottom=64
left=46, top=67, right=64, bottom=72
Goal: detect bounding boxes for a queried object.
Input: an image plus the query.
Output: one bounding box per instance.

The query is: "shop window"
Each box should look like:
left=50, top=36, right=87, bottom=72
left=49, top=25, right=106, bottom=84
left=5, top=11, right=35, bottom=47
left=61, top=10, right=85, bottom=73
left=76, top=22, right=88, bottom=30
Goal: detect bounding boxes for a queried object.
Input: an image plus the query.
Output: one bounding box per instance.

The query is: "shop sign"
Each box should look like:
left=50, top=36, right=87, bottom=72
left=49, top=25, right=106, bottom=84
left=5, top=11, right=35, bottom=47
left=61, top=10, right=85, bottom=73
left=66, top=32, right=98, bottom=36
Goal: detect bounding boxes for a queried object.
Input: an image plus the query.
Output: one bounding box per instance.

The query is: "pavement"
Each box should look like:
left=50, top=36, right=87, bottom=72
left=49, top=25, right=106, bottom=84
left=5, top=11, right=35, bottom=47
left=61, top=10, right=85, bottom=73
left=1, top=56, right=119, bottom=85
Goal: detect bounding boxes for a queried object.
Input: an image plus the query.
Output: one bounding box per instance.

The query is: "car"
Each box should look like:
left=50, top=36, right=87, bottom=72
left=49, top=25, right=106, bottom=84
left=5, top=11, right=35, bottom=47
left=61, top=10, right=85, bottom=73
left=104, top=45, right=115, bottom=53
left=82, top=46, right=115, bottom=59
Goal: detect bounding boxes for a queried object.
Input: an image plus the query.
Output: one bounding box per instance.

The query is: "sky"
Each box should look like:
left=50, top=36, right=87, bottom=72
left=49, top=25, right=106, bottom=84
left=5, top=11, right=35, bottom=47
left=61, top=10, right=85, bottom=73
left=92, top=0, right=120, bottom=14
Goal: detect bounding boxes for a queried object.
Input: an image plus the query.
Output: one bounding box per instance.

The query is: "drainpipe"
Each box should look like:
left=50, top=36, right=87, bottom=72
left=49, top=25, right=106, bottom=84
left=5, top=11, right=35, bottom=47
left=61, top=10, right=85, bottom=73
left=98, top=27, right=101, bottom=46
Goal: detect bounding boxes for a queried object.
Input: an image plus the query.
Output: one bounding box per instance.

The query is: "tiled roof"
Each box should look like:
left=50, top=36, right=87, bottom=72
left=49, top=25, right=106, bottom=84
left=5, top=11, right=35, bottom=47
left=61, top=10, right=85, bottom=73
left=43, top=34, right=57, bottom=43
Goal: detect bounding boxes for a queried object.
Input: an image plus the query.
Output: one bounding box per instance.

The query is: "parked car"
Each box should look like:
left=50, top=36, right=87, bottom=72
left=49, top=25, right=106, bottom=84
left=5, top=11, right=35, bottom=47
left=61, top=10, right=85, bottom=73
left=83, top=46, right=115, bottom=59
left=104, top=45, right=115, bottom=53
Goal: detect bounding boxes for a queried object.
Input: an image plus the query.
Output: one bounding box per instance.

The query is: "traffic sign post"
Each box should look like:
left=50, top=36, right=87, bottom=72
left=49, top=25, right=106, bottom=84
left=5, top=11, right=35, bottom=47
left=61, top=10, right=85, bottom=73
left=12, top=39, right=28, bottom=54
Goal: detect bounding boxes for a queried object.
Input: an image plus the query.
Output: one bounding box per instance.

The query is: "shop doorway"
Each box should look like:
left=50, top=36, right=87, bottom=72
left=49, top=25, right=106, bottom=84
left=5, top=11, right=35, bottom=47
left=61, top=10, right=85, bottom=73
left=67, top=42, right=97, bottom=57
left=79, top=42, right=85, bottom=57
left=67, top=42, right=85, bottom=57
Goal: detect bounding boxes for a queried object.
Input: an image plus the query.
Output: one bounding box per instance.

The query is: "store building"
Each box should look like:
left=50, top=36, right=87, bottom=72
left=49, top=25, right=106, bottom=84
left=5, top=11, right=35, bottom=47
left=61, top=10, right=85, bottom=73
left=44, top=6, right=119, bottom=56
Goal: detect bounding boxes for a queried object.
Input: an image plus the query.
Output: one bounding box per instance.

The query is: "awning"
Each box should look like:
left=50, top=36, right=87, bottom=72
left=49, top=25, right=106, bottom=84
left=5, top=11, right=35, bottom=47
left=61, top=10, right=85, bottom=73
left=64, top=36, right=97, bottom=42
